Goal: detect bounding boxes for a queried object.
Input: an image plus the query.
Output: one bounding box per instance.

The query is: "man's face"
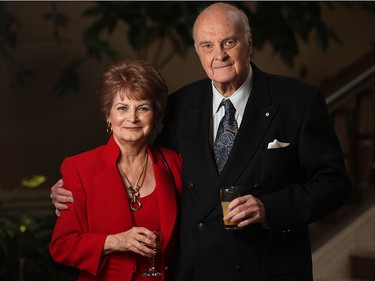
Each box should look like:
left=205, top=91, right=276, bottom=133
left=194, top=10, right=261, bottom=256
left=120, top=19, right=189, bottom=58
left=194, top=10, right=252, bottom=95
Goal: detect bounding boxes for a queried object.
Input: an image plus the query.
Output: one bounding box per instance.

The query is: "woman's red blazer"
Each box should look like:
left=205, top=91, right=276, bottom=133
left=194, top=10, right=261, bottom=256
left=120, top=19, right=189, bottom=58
left=49, top=136, right=183, bottom=281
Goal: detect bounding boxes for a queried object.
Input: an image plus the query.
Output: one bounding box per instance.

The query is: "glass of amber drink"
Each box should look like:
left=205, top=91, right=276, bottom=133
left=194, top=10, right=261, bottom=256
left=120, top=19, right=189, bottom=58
left=220, top=186, right=240, bottom=230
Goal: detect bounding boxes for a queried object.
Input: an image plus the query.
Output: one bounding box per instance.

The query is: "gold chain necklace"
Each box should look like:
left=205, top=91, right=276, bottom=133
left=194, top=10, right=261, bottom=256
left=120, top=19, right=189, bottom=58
left=117, top=151, right=148, bottom=211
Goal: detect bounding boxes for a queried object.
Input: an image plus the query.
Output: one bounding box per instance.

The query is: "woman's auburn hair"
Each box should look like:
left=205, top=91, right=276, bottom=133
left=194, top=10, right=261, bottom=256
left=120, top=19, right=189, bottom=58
left=97, top=59, right=168, bottom=124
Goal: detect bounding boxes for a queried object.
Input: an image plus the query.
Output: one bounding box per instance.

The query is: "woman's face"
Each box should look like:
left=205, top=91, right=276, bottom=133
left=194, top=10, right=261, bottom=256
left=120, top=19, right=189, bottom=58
left=108, top=90, right=154, bottom=146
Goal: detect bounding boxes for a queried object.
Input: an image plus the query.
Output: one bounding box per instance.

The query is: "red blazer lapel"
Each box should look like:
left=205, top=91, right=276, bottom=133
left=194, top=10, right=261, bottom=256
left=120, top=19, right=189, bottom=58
left=92, top=142, right=179, bottom=251
left=93, top=166, right=134, bottom=229
left=93, top=136, right=135, bottom=229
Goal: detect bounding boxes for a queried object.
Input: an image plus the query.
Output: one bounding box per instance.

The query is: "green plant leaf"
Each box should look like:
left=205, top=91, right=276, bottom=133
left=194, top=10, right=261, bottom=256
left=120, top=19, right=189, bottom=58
left=21, top=175, right=47, bottom=188
left=51, top=58, right=85, bottom=96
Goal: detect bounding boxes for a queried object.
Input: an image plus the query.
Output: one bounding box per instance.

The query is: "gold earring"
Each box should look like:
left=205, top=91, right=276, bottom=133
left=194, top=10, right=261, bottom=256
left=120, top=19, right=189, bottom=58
left=106, top=121, right=112, bottom=135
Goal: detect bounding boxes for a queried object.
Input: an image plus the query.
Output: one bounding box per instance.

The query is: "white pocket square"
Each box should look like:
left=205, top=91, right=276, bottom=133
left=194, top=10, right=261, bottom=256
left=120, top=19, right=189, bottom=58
left=267, top=139, right=290, bottom=149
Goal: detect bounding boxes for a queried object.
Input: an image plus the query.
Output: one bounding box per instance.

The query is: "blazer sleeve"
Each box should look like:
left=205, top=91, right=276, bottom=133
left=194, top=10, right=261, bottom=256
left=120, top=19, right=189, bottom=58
left=259, top=89, right=351, bottom=232
left=49, top=157, right=108, bottom=276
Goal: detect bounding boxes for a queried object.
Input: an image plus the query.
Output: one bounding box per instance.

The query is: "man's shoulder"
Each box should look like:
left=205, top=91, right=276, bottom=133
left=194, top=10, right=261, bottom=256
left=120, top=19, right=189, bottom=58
left=253, top=63, right=317, bottom=91
left=150, top=146, right=180, bottom=159
left=252, top=63, right=321, bottom=104
left=171, top=77, right=211, bottom=97
left=149, top=146, right=182, bottom=169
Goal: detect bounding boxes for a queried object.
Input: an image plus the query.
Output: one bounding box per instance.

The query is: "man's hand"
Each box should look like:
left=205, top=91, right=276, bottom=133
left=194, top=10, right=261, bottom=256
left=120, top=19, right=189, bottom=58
left=223, top=194, right=268, bottom=228
left=50, top=179, right=74, bottom=217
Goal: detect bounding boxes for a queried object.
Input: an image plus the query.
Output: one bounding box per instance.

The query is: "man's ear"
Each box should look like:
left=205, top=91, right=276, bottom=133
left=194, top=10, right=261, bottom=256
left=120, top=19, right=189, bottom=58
left=247, top=33, right=253, bottom=57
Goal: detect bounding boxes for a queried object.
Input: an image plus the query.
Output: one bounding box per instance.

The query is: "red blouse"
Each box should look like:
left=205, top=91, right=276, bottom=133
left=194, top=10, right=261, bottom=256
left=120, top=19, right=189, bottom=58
left=132, top=190, right=161, bottom=281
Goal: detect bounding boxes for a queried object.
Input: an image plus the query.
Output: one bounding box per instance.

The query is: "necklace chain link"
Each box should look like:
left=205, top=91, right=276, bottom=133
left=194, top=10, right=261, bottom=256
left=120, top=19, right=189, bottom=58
left=118, top=151, right=148, bottom=211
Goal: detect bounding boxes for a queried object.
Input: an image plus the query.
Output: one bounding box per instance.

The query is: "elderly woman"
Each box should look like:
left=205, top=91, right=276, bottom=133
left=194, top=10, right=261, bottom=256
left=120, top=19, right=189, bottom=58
left=49, top=60, right=183, bottom=281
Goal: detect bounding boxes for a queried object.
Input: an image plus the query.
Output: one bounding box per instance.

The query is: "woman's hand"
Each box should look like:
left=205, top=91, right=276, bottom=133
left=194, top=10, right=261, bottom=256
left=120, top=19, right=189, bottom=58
left=104, top=227, right=157, bottom=257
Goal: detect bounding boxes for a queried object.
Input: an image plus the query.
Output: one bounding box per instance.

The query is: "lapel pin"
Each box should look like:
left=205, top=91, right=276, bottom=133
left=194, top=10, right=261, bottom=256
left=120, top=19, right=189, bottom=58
left=265, top=112, right=270, bottom=117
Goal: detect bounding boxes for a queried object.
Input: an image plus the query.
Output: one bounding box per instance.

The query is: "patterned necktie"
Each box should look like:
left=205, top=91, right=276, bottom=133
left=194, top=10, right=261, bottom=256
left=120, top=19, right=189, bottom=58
left=214, top=99, right=238, bottom=173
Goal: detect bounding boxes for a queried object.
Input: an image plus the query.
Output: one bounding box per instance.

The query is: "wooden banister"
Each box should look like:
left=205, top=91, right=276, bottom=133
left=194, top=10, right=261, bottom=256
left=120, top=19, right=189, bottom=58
left=324, top=49, right=375, bottom=108
left=326, top=64, right=375, bottom=112
left=323, top=49, right=375, bottom=197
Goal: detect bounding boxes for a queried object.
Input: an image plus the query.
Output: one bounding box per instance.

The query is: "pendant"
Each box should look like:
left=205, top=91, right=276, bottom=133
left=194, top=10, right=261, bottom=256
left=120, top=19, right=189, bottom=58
left=130, top=197, right=142, bottom=211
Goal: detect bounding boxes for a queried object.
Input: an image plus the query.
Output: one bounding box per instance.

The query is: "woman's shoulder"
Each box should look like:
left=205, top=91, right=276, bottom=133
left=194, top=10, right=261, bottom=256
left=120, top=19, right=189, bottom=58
left=62, top=144, right=107, bottom=167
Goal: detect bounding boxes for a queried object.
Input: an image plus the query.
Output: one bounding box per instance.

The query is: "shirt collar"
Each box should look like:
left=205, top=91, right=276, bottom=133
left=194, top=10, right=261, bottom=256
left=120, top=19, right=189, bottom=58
left=212, top=64, right=253, bottom=117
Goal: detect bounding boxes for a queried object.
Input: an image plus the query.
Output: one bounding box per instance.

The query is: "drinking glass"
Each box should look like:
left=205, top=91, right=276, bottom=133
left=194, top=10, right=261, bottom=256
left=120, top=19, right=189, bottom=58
left=142, top=231, right=164, bottom=277
left=220, top=186, right=241, bottom=229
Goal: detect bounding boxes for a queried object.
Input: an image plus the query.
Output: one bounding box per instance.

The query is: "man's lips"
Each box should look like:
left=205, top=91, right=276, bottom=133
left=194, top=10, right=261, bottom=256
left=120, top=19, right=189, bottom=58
left=213, top=64, right=232, bottom=70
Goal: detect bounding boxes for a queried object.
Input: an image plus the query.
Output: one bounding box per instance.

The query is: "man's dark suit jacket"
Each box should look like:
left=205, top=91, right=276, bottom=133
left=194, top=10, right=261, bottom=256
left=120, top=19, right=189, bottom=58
left=156, top=63, right=351, bottom=281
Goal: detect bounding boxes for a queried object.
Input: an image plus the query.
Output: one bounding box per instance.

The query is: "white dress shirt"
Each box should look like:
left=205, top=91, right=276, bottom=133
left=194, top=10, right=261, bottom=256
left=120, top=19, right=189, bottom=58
left=211, top=65, right=253, bottom=145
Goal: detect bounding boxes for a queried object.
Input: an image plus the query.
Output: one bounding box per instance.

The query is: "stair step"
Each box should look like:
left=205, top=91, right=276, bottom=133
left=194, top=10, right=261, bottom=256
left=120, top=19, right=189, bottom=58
left=0, top=187, right=54, bottom=218
left=314, top=278, right=374, bottom=281
left=351, top=250, right=375, bottom=259
left=350, top=250, right=375, bottom=280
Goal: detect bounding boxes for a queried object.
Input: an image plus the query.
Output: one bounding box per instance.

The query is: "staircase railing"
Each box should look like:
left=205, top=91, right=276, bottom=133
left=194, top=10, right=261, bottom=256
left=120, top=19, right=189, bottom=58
left=323, top=50, right=375, bottom=195
left=310, top=49, right=375, bottom=246
left=311, top=49, right=375, bottom=280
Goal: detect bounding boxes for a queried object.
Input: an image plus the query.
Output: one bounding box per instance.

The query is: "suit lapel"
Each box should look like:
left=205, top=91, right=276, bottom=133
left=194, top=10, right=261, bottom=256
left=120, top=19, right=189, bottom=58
left=188, top=83, right=219, bottom=179
left=182, top=70, right=281, bottom=222
left=219, top=65, right=280, bottom=183
left=180, top=82, right=223, bottom=224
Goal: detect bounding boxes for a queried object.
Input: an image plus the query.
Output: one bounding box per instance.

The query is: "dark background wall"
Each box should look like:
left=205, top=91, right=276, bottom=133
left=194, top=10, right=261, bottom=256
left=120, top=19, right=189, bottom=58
left=0, top=1, right=374, bottom=190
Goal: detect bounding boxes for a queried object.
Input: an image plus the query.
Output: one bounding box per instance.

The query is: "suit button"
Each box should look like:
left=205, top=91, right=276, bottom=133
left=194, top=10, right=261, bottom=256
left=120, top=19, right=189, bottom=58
left=234, top=265, right=243, bottom=271
left=253, top=183, right=262, bottom=189
left=188, top=182, right=194, bottom=189
left=197, top=223, right=205, bottom=230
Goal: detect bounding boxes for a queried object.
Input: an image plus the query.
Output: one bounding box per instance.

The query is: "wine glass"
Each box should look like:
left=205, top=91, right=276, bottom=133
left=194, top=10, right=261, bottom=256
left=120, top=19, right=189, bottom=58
left=142, top=231, right=164, bottom=277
